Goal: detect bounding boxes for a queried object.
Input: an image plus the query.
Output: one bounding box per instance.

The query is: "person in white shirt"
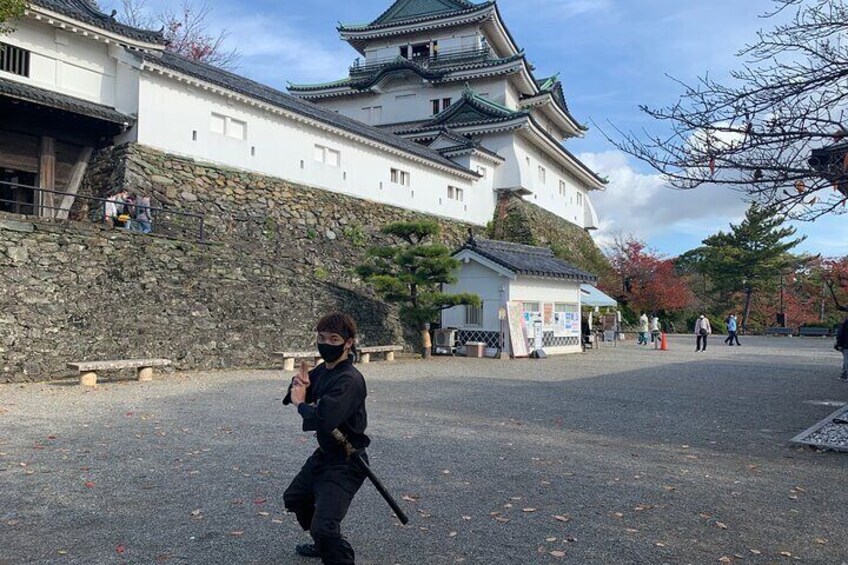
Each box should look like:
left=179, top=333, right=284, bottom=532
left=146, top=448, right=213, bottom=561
left=694, top=315, right=712, bottom=352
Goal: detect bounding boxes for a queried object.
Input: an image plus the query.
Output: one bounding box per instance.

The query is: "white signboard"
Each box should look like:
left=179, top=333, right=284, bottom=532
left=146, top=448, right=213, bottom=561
left=506, top=301, right=529, bottom=358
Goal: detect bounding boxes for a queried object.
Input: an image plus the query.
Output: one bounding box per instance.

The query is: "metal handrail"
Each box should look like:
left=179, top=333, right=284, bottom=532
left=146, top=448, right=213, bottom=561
left=350, top=46, right=493, bottom=75
left=0, top=180, right=206, bottom=241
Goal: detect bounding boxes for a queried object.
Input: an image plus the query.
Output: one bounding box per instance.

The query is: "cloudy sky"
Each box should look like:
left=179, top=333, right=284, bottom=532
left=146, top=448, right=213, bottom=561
left=102, top=0, right=847, bottom=258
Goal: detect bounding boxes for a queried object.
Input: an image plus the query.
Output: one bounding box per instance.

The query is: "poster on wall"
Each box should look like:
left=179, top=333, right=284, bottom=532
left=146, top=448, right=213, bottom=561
left=553, top=304, right=581, bottom=338
left=543, top=303, right=554, bottom=326
left=506, top=301, right=529, bottom=358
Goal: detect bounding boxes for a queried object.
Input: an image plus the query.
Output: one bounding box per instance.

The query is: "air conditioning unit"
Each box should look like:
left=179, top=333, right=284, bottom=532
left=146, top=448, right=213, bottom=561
left=432, top=328, right=457, bottom=355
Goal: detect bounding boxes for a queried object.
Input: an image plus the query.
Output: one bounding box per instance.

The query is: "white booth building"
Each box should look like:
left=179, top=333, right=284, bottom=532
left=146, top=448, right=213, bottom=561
left=440, top=237, right=597, bottom=356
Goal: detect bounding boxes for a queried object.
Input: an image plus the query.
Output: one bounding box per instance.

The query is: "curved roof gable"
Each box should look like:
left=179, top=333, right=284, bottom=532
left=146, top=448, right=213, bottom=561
left=371, top=0, right=479, bottom=26
left=30, top=0, right=164, bottom=45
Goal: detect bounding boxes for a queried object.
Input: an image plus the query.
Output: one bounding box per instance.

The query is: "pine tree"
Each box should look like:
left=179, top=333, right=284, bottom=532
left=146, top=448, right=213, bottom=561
left=356, top=221, right=480, bottom=358
left=0, top=0, right=25, bottom=35
left=681, top=204, right=808, bottom=332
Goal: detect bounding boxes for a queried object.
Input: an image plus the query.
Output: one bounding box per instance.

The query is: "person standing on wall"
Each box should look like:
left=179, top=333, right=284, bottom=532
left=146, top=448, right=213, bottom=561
left=282, top=313, right=370, bottom=564
left=638, top=313, right=649, bottom=346
left=724, top=314, right=741, bottom=346
left=695, top=314, right=712, bottom=352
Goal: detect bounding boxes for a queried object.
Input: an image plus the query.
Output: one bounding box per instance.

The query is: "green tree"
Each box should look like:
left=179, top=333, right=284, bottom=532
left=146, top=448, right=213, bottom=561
left=680, top=204, right=808, bottom=332
left=0, top=0, right=25, bottom=34
left=356, top=221, right=480, bottom=358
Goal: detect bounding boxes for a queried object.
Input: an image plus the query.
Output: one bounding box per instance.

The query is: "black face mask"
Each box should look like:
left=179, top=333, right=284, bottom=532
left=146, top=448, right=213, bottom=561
left=318, top=342, right=347, bottom=364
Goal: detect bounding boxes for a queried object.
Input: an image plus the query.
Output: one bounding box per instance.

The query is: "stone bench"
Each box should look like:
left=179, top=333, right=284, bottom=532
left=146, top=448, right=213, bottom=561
left=68, top=359, right=172, bottom=386
left=358, top=345, right=403, bottom=364
left=273, top=351, right=324, bottom=372
left=763, top=327, right=794, bottom=337
left=799, top=327, right=831, bottom=337
left=273, top=346, right=403, bottom=371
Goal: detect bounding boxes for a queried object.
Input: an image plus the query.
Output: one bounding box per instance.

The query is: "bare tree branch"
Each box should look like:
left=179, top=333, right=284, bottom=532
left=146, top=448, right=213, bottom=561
left=606, top=0, right=848, bottom=221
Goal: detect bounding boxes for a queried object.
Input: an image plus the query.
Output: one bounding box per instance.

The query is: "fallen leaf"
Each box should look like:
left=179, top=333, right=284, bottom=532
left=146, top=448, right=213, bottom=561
left=449, top=531, right=457, bottom=537
left=780, top=551, right=792, bottom=557
left=550, top=550, right=566, bottom=558
left=718, top=557, right=733, bottom=564
left=655, top=542, right=666, bottom=547
left=257, top=511, right=270, bottom=517
left=462, top=516, right=471, bottom=521
left=522, top=508, right=537, bottom=513
left=553, top=515, right=570, bottom=522
left=494, top=516, right=510, bottom=523
left=84, top=481, right=95, bottom=488
left=814, top=537, right=827, bottom=545
left=116, top=544, right=126, bottom=554
left=715, top=521, right=729, bottom=530
left=229, top=531, right=245, bottom=537
left=749, top=549, right=761, bottom=555
left=253, top=498, right=266, bottom=505
left=401, top=495, right=419, bottom=503
left=442, top=470, right=450, bottom=475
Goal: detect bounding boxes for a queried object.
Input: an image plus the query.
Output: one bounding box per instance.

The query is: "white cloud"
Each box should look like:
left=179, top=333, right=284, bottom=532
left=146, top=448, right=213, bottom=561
left=209, top=12, right=351, bottom=86
left=581, top=150, right=749, bottom=250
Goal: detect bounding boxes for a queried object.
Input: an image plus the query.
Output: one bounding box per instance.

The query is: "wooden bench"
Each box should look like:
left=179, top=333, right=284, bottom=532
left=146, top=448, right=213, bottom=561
left=799, top=327, right=831, bottom=337
left=68, top=359, right=172, bottom=386
left=273, top=346, right=403, bottom=371
left=763, top=327, right=794, bottom=337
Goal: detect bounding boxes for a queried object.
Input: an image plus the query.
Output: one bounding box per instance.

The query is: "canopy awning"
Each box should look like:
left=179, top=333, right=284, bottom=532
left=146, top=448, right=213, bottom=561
left=580, top=284, right=617, bottom=308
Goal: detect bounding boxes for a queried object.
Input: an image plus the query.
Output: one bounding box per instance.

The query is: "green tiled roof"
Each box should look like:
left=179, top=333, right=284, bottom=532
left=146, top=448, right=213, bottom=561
left=340, top=0, right=495, bottom=31
left=397, top=87, right=529, bottom=134
left=373, top=0, right=477, bottom=25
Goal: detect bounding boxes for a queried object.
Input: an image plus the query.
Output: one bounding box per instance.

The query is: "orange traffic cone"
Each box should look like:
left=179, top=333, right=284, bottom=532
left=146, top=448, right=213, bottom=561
left=660, top=332, right=669, bottom=351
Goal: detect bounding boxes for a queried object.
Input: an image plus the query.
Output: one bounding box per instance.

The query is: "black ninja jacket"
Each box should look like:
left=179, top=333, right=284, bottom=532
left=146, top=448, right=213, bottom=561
left=283, top=358, right=370, bottom=456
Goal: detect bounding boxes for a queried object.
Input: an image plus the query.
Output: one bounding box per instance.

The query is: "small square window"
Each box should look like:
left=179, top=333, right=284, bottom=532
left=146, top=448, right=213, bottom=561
left=210, top=113, right=226, bottom=135
left=432, top=99, right=440, bottom=115
left=326, top=149, right=340, bottom=167
left=314, top=145, right=326, bottom=163
left=228, top=118, right=247, bottom=140
left=538, top=166, right=546, bottom=184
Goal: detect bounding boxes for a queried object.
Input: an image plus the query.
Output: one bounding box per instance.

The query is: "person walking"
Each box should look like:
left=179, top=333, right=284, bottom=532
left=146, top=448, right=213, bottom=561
left=638, top=313, right=649, bottom=345
left=695, top=314, right=712, bottom=352
left=283, top=313, right=370, bottom=564
left=724, top=314, right=741, bottom=346
left=836, top=317, right=848, bottom=382
left=650, top=315, right=660, bottom=343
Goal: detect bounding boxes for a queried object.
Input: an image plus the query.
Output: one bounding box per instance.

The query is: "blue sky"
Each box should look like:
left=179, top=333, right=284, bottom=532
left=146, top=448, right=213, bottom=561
left=103, top=0, right=847, bottom=258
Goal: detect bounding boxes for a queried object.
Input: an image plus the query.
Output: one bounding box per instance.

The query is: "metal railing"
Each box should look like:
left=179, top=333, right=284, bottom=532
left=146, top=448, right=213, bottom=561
left=0, top=180, right=206, bottom=241
left=350, top=46, right=493, bottom=76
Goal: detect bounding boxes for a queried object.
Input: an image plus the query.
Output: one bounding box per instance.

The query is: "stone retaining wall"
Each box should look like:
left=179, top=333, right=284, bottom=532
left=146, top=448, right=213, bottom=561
left=0, top=143, right=611, bottom=382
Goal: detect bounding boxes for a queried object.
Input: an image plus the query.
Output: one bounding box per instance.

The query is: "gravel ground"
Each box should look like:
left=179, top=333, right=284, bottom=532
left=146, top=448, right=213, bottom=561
left=1, top=335, right=847, bottom=565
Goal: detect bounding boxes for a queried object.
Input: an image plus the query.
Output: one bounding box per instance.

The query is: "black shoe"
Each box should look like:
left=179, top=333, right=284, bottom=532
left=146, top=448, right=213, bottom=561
left=840, top=374, right=848, bottom=382
left=296, top=543, right=321, bottom=558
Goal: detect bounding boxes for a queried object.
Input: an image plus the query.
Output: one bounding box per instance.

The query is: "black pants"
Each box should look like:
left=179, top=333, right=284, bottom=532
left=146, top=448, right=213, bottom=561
left=724, top=331, right=741, bottom=345
left=696, top=335, right=708, bottom=351
left=284, top=450, right=367, bottom=565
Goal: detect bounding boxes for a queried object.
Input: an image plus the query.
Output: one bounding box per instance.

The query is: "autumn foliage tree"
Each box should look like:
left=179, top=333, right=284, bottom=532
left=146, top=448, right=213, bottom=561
left=116, top=0, right=239, bottom=69
left=603, top=236, right=693, bottom=318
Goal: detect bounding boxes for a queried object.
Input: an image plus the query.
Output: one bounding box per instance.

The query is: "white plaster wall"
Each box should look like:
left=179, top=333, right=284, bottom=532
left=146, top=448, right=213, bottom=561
left=441, top=259, right=508, bottom=333
left=511, top=134, right=589, bottom=228
left=136, top=72, right=493, bottom=225
left=3, top=20, right=124, bottom=110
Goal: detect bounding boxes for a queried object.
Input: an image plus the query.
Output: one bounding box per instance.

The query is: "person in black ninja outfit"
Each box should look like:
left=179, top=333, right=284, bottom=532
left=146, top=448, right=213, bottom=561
left=283, top=313, right=369, bottom=564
